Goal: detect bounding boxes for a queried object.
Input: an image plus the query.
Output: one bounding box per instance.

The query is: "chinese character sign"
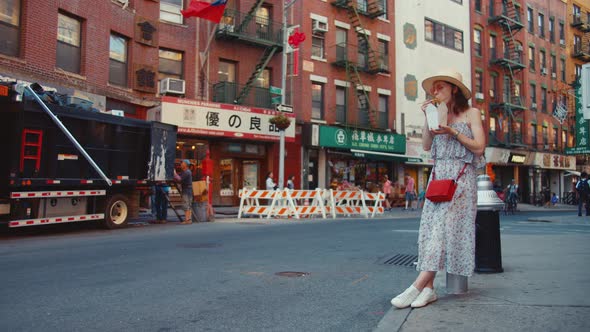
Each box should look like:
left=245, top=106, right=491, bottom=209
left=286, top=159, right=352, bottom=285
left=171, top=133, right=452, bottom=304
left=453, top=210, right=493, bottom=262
left=159, top=97, right=295, bottom=142
left=566, top=80, right=590, bottom=155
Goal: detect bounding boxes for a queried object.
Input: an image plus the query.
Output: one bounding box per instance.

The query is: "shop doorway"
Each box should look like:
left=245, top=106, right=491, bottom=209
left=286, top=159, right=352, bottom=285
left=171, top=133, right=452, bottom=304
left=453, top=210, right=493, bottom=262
left=241, top=160, right=260, bottom=189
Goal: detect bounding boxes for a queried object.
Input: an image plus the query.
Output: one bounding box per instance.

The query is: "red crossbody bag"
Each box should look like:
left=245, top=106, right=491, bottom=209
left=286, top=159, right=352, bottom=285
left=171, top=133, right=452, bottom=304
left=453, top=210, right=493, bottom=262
left=425, top=163, right=468, bottom=203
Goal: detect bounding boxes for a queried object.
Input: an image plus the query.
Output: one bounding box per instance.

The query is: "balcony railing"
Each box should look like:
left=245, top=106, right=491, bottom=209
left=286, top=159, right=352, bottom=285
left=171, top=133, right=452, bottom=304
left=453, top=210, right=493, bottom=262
left=573, top=44, right=590, bottom=61
left=331, top=42, right=389, bottom=74
left=490, top=95, right=526, bottom=111
left=490, top=49, right=526, bottom=70
left=571, top=14, right=590, bottom=32
left=332, top=0, right=385, bottom=19
left=212, top=81, right=273, bottom=109
left=216, top=9, right=283, bottom=48
left=488, top=2, right=524, bottom=31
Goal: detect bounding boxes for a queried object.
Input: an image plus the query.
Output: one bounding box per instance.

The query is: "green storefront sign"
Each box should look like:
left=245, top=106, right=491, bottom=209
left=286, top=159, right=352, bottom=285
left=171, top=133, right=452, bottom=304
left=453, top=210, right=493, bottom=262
left=566, top=80, right=590, bottom=155
left=319, top=125, right=406, bottom=154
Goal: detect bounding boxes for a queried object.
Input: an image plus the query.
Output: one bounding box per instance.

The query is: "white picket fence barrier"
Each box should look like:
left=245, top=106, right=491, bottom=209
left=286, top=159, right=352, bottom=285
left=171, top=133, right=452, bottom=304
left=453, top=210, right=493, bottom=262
left=237, top=188, right=385, bottom=220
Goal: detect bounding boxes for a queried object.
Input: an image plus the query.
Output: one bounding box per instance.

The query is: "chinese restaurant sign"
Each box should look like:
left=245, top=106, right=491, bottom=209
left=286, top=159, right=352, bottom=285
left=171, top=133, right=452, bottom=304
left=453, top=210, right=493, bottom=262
left=159, top=96, right=295, bottom=142
left=319, top=125, right=405, bottom=153
left=566, top=81, right=590, bottom=155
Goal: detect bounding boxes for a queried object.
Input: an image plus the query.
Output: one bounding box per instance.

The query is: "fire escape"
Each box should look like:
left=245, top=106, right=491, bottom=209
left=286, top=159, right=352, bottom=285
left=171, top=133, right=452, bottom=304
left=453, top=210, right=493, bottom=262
left=571, top=11, right=590, bottom=62
left=331, top=0, right=387, bottom=129
left=210, top=0, right=283, bottom=108
left=488, top=0, right=526, bottom=148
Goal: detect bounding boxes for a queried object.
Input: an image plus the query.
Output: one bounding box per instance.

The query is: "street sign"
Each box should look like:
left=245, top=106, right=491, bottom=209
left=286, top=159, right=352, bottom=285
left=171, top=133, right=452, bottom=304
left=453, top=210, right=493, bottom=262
left=276, top=104, right=293, bottom=113
left=271, top=96, right=281, bottom=104
left=270, top=86, right=282, bottom=95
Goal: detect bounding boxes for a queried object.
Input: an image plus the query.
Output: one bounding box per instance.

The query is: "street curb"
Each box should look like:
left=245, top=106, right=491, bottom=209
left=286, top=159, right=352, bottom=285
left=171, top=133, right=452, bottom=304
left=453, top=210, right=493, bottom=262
left=374, top=307, right=410, bottom=332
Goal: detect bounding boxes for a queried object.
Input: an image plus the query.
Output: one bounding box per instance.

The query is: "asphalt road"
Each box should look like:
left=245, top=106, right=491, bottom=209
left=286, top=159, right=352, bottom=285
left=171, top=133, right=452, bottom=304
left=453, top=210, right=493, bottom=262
left=0, top=210, right=587, bottom=332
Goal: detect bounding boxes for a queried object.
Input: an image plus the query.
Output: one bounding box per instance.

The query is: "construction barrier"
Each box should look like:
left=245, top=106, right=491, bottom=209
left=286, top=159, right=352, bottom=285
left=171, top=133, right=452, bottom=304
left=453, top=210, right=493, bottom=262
left=237, top=188, right=385, bottom=220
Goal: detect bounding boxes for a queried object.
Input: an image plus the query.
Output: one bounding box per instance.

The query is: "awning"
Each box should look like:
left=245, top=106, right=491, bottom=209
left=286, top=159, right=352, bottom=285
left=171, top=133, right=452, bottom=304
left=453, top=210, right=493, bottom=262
left=350, top=149, right=421, bottom=162
left=564, top=171, right=581, bottom=177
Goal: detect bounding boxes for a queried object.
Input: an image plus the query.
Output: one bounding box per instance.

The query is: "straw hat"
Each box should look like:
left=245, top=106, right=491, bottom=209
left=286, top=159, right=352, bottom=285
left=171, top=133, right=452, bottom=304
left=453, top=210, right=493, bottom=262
left=422, top=70, right=472, bottom=100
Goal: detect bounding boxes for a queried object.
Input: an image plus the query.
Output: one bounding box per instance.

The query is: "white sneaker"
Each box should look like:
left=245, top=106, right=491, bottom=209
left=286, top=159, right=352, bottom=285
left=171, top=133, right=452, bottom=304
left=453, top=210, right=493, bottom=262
left=390, top=285, right=420, bottom=309
left=410, top=287, right=437, bottom=308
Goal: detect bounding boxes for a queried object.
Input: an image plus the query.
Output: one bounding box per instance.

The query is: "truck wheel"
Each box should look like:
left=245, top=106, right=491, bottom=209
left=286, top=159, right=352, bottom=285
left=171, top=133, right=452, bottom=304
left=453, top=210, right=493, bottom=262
left=104, top=194, right=129, bottom=229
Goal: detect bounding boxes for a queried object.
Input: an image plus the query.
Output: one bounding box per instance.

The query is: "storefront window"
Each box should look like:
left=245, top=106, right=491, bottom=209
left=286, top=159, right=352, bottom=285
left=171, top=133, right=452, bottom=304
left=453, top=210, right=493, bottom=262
left=220, top=159, right=234, bottom=196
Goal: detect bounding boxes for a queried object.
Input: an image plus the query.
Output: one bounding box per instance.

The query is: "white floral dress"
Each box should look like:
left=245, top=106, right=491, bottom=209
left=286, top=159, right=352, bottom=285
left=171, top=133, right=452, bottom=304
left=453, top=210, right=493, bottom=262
left=416, top=122, right=484, bottom=277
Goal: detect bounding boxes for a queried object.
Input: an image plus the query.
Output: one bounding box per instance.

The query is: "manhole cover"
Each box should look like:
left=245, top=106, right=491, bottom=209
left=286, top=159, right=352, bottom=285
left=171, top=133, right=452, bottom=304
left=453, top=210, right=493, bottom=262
left=382, top=254, right=418, bottom=267
left=275, top=271, right=309, bottom=277
left=177, top=243, right=221, bottom=249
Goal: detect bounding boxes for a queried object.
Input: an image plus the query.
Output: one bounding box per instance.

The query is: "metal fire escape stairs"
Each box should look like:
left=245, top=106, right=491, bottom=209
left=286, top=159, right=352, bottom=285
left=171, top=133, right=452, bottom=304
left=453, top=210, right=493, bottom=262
left=233, top=0, right=279, bottom=105
left=489, top=0, right=525, bottom=146
left=332, top=0, right=385, bottom=128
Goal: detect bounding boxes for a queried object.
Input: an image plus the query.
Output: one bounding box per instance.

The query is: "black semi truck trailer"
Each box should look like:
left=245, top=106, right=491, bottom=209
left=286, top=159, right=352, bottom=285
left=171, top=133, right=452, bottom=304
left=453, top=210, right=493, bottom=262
left=0, top=82, right=177, bottom=229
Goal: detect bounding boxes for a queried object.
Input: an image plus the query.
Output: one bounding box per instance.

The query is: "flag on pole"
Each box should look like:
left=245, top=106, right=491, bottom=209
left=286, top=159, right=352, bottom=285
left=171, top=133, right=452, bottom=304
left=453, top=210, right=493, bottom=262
left=181, top=0, right=228, bottom=23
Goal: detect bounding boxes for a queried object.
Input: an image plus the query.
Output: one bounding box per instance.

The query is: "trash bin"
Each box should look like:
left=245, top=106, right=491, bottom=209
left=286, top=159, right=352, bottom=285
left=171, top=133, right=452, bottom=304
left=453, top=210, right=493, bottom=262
left=475, top=174, right=505, bottom=273
left=192, top=201, right=208, bottom=223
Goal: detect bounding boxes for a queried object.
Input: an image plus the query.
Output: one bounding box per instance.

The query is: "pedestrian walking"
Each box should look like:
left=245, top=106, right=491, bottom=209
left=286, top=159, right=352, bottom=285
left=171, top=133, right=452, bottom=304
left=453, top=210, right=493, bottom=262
left=391, top=70, right=485, bottom=309
left=266, top=171, right=277, bottom=190
left=576, top=171, right=590, bottom=216
left=382, top=175, right=393, bottom=211
left=150, top=182, right=170, bottom=224
left=174, top=159, right=193, bottom=224
left=286, top=175, right=295, bottom=190
left=404, top=173, right=416, bottom=210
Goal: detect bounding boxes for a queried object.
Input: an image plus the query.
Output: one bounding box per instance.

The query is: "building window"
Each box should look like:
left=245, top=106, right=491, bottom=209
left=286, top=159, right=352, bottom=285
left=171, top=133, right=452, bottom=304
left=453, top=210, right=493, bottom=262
left=158, top=49, right=183, bottom=80
left=424, top=18, right=463, bottom=52
left=539, top=50, right=546, bottom=71
left=109, top=33, right=128, bottom=87
left=538, top=13, right=544, bottom=38
left=475, top=71, right=483, bottom=95
left=489, top=73, right=497, bottom=100
left=218, top=60, right=236, bottom=82
left=311, top=20, right=325, bottom=59
left=530, top=83, right=536, bottom=108
left=562, top=130, right=567, bottom=149
left=551, top=55, right=556, bottom=77
left=160, top=0, right=183, bottom=24
left=548, top=17, right=554, bottom=43
left=56, top=12, right=82, bottom=74
left=475, top=0, right=482, bottom=12
left=378, top=94, right=388, bottom=129
left=377, top=39, right=389, bottom=71
left=379, top=0, right=387, bottom=20
left=255, top=6, right=271, bottom=39
left=574, top=35, right=582, bottom=54
left=311, top=83, right=324, bottom=120
left=0, top=0, right=20, bottom=56
left=358, top=35, right=369, bottom=69
left=542, top=126, right=548, bottom=145
left=527, top=8, right=534, bottom=33
left=489, top=35, right=497, bottom=59
left=489, top=117, right=496, bottom=138
left=575, top=64, right=582, bottom=81
left=558, top=22, right=564, bottom=45
left=553, top=128, right=558, bottom=150
left=335, top=87, right=347, bottom=123
left=474, top=28, right=482, bottom=56
left=528, top=46, right=535, bottom=70
left=254, top=69, right=270, bottom=88
left=541, top=87, right=547, bottom=112
left=531, top=124, right=537, bottom=147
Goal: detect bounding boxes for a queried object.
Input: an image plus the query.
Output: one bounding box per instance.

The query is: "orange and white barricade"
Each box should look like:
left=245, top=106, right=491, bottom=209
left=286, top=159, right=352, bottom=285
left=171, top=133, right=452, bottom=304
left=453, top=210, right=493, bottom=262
left=238, top=188, right=281, bottom=218
left=363, top=191, right=386, bottom=217
left=326, top=190, right=368, bottom=218
left=285, top=189, right=327, bottom=219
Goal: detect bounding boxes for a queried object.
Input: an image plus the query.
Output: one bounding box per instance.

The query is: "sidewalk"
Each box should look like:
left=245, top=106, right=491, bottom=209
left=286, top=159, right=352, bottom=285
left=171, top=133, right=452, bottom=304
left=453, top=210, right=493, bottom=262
left=136, top=202, right=581, bottom=224
left=375, top=231, right=590, bottom=332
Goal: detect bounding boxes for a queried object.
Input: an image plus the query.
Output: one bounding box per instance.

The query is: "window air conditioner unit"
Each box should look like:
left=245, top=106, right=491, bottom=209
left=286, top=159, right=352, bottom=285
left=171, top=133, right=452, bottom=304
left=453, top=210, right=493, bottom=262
left=532, top=102, right=537, bottom=109
left=541, top=68, right=547, bottom=75
left=551, top=72, right=556, bottom=78
left=515, top=45, right=523, bottom=52
left=312, top=20, right=328, bottom=33
left=560, top=39, right=565, bottom=46
left=160, top=78, right=186, bottom=95
left=475, top=92, right=484, bottom=100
